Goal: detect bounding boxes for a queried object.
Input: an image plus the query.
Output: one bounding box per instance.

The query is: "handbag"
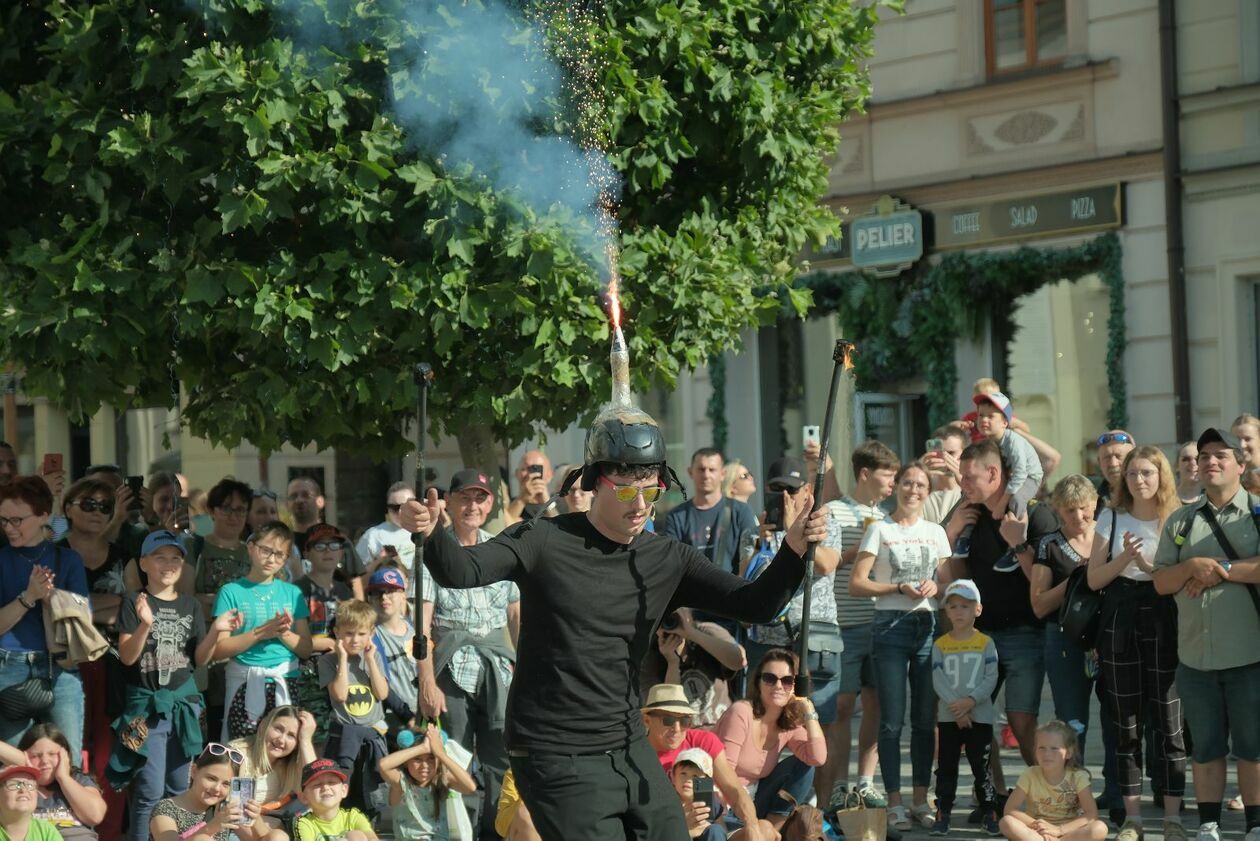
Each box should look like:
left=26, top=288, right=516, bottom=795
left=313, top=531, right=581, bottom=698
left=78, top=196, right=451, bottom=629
left=1057, top=518, right=1111, bottom=646
left=830, top=789, right=886, bottom=841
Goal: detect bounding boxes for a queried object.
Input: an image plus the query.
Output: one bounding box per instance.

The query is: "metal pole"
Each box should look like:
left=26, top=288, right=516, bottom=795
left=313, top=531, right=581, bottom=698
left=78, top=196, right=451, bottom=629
left=411, top=363, right=434, bottom=664
left=796, top=340, right=854, bottom=693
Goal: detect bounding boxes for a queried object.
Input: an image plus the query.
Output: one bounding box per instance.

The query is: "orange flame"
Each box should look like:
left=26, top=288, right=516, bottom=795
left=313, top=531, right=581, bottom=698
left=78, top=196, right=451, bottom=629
left=839, top=340, right=857, bottom=371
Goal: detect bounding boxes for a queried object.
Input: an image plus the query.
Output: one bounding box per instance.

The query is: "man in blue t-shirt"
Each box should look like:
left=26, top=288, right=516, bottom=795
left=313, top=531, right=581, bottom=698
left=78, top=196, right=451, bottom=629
left=661, top=448, right=757, bottom=575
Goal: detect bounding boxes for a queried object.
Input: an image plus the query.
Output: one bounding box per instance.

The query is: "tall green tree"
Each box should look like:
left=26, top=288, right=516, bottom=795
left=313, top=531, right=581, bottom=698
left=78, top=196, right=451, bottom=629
left=0, top=0, right=887, bottom=460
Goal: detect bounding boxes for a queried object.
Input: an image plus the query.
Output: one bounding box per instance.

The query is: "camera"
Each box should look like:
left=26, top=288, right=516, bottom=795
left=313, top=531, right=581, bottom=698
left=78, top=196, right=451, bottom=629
left=527, top=464, right=544, bottom=476
left=661, top=612, right=681, bottom=632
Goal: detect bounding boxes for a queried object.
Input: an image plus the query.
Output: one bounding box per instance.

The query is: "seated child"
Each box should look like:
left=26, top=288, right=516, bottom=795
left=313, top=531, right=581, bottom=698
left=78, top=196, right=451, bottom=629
left=379, top=724, right=477, bottom=840
left=293, top=759, right=377, bottom=841
left=1000, top=721, right=1107, bottom=841
left=0, top=765, right=63, bottom=841
left=670, top=747, right=726, bottom=841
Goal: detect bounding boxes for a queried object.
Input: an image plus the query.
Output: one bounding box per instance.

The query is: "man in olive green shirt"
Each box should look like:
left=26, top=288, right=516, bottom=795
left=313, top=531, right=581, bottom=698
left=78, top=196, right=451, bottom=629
left=1153, top=427, right=1260, bottom=841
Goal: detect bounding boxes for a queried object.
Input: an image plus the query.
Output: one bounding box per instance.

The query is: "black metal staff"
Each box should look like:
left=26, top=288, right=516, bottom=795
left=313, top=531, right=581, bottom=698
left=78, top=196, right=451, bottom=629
left=411, top=363, right=434, bottom=664
left=796, top=340, right=855, bottom=693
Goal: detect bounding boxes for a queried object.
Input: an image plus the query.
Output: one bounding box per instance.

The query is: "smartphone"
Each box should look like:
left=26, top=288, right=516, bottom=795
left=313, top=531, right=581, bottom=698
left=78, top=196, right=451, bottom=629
left=126, top=476, right=144, bottom=512
left=41, top=453, right=63, bottom=475
left=802, top=425, right=821, bottom=449
left=230, top=776, right=254, bottom=813
left=692, top=777, right=714, bottom=804
left=527, top=464, right=544, bottom=476
left=764, top=493, right=786, bottom=530
left=925, top=438, right=944, bottom=455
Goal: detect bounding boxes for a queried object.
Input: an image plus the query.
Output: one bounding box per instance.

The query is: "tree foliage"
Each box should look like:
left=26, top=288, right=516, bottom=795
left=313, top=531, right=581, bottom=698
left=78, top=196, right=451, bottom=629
left=0, top=0, right=886, bottom=457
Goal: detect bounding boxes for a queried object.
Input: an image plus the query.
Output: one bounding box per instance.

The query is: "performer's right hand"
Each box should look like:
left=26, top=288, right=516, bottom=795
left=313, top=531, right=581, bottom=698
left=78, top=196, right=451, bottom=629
left=400, top=488, right=441, bottom=538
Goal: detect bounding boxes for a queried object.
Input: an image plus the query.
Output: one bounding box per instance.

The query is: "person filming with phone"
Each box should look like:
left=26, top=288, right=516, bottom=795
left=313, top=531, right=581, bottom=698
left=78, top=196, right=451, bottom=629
left=507, top=451, right=555, bottom=523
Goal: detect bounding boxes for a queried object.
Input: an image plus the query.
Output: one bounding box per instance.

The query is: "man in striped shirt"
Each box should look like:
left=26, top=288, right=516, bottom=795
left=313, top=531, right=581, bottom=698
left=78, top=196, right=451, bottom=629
left=821, top=441, right=900, bottom=812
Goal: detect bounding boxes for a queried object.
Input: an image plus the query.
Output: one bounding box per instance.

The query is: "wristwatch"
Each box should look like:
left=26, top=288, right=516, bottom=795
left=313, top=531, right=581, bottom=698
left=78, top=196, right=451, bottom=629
left=1012, top=541, right=1032, bottom=555
left=16, top=593, right=35, bottom=610
left=1219, top=559, right=1232, bottom=573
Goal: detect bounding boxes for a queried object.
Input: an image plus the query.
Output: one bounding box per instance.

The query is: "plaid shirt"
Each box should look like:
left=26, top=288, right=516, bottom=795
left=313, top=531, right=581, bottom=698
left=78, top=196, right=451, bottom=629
left=422, top=529, right=519, bottom=694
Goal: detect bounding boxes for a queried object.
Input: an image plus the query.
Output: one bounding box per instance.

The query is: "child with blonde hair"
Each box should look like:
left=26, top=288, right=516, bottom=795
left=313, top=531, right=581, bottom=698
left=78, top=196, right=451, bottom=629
left=1000, top=721, right=1107, bottom=841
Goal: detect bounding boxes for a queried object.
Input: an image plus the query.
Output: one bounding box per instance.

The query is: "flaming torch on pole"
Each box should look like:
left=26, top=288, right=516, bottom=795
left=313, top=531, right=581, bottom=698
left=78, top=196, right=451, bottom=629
left=796, top=340, right=857, bottom=695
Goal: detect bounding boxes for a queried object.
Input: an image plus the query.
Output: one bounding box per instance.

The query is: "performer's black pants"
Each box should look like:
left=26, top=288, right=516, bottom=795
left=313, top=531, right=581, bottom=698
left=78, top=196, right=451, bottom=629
left=510, top=736, right=688, bottom=841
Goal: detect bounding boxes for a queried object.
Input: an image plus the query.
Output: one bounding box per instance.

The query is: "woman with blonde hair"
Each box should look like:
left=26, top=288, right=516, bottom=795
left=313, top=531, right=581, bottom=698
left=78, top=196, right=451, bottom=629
left=229, top=704, right=318, bottom=832
left=1232, top=413, right=1260, bottom=492
left=1087, top=446, right=1185, bottom=841
left=722, top=461, right=756, bottom=504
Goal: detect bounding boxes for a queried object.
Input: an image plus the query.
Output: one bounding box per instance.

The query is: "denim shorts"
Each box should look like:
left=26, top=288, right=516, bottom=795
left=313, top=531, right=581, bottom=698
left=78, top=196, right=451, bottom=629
left=1176, top=660, right=1260, bottom=763
left=989, top=625, right=1045, bottom=715
left=838, top=624, right=875, bottom=695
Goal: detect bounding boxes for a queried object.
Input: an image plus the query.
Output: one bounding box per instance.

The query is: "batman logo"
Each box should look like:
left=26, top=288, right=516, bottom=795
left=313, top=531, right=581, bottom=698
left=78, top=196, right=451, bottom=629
left=345, top=684, right=376, bottom=718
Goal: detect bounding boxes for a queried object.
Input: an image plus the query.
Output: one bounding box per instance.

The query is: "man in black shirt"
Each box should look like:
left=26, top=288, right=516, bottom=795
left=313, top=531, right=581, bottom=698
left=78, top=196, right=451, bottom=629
left=401, top=417, right=824, bottom=841
left=946, top=439, right=1058, bottom=769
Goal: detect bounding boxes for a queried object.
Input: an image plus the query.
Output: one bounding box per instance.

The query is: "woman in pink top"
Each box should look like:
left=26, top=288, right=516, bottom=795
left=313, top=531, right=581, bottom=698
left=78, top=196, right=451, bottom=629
left=715, top=649, right=827, bottom=834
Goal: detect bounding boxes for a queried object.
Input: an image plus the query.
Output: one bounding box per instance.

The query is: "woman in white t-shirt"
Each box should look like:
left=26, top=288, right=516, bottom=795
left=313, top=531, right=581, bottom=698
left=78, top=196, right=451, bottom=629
left=1086, top=446, right=1185, bottom=836
left=850, top=461, right=952, bottom=831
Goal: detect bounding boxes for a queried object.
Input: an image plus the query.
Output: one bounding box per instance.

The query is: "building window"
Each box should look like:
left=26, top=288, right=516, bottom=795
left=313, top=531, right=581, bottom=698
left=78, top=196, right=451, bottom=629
left=985, top=0, right=1068, bottom=76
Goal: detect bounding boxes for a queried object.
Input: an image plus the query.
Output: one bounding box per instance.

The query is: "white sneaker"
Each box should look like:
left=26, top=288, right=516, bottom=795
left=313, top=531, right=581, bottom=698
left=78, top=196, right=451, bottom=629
left=910, top=804, right=936, bottom=828
left=889, top=805, right=912, bottom=831
left=1196, top=822, right=1220, bottom=841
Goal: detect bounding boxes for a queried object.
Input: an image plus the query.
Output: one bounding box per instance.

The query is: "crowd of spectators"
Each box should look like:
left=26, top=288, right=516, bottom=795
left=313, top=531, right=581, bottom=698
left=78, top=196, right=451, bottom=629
left=0, top=394, right=1258, bottom=840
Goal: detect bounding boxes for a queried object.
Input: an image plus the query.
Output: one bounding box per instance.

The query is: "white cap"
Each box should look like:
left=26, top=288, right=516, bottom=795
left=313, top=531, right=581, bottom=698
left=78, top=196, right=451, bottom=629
left=673, top=748, right=713, bottom=777
left=943, top=578, right=982, bottom=605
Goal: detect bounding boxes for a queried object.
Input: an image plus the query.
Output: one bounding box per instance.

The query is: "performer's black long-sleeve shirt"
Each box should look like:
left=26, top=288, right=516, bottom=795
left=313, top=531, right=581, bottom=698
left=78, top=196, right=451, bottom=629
left=423, top=512, right=806, bottom=754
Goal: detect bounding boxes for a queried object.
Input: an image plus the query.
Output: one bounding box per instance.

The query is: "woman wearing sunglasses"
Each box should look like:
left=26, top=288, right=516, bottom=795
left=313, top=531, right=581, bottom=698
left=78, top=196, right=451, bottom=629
left=849, top=460, right=953, bottom=831
left=150, top=742, right=279, bottom=841
left=714, top=648, right=826, bottom=835
left=721, top=461, right=757, bottom=505
left=0, top=476, right=90, bottom=763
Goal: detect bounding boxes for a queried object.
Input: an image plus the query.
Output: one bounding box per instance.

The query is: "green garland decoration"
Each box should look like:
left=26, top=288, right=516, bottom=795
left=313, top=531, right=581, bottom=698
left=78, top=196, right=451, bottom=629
left=707, top=353, right=728, bottom=454
left=797, top=232, right=1127, bottom=430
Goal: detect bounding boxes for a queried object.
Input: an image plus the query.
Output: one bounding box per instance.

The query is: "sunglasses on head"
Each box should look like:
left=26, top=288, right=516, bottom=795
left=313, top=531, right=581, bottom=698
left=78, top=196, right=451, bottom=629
left=253, top=489, right=278, bottom=501
left=597, top=475, right=664, bottom=503
left=1097, top=432, right=1133, bottom=446
left=759, top=673, right=796, bottom=688
left=201, top=742, right=244, bottom=765
left=71, top=498, right=114, bottom=516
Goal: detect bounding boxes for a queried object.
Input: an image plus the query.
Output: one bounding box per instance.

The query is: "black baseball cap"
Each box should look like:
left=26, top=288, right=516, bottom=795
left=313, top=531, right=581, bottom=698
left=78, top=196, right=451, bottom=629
left=766, top=457, right=807, bottom=490
left=449, top=469, right=494, bottom=495
left=1197, top=427, right=1244, bottom=459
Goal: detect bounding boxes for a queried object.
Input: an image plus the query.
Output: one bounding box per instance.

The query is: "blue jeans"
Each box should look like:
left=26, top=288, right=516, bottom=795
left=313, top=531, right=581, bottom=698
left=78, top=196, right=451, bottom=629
left=0, top=650, right=84, bottom=759
left=726, top=755, right=817, bottom=830
left=1043, top=624, right=1121, bottom=806
left=128, top=710, right=197, bottom=841
left=872, top=610, right=937, bottom=794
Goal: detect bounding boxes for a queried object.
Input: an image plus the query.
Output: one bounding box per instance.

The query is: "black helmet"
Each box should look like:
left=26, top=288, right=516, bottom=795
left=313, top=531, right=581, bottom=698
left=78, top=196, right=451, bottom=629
left=556, top=415, right=684, bottom=495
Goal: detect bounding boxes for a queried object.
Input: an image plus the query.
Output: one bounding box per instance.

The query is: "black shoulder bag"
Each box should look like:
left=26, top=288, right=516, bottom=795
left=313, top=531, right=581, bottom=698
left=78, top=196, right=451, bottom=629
left=1058, top=519, right=1111, bottom=646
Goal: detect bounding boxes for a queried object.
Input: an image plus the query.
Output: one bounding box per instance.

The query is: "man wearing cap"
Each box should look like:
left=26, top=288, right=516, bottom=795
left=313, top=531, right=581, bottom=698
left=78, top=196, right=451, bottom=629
left=662, top=448, right=758, bottom=577
left=400, top=408, right=823, bottom=840
left=0, top=765, right=62, bottom=841
left=418, top=468, right=520, bottom=841
left=642, top=684, right=763, bottom=840
left=1154, top=427, right=1260, bottom=841
left=745, top=456, right=843, bottom=805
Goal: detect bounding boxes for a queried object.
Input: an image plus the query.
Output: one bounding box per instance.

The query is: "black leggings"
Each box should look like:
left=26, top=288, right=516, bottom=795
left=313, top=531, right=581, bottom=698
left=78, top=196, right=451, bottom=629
left=935, top=722, right=996, bottom=813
